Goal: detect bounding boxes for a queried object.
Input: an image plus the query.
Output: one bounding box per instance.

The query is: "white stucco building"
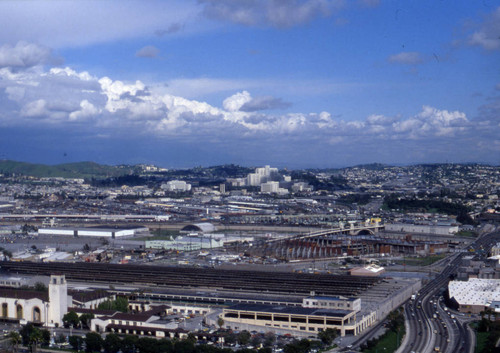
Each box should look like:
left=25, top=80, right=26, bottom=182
left=161, top=180, right=192, bottom=192
left=0, top=274, right=69, bottom=327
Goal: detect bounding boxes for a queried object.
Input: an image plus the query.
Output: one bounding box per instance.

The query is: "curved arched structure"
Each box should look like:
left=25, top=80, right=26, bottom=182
left=32, top=306, right=41, bottom=322
left=356, top=229, right=374, bottom=235
left=16, top=304, right=23, bottom=319
left=181, top=222, right=216, bottom=233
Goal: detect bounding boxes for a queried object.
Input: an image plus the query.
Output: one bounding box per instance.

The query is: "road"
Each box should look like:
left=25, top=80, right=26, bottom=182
left=400, top=227, right=500, bottom=353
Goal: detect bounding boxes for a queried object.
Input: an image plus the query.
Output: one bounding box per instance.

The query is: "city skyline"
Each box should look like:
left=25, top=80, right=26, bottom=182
left=0, top=1, right=499, bottom=168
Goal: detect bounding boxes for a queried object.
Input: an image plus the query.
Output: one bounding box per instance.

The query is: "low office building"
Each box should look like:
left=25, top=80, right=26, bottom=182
left=221, top=303, right=364, bottom=336
left=302, top=296, right=361, bottom=312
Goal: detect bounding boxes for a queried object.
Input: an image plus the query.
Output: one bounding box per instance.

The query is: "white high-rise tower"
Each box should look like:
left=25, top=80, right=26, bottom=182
left=48, top=274, right=68, bottom=326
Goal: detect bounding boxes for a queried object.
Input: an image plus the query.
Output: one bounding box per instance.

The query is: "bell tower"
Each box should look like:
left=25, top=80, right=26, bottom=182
left=48, top=275, right=68, bottom=326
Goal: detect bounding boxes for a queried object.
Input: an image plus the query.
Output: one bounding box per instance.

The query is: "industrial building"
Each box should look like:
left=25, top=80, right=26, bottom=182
left=38, top=226, right=148, bottom=238
left=146, top=236, right=224, bottom=251
left=385, top=222, right=459, bottom=235
left=350, top=265, right=385, bottom=277
left=448, top=278, right=500, bottom=313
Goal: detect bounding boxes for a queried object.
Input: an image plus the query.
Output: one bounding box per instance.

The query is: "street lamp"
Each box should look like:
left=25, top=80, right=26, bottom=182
left=45, top=303, right=49, bottom=327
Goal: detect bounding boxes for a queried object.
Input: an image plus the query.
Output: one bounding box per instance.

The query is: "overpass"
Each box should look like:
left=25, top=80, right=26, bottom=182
left=265, top=222, right=384, bottom=244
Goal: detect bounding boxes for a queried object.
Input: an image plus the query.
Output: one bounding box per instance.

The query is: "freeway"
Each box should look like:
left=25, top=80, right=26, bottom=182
left=400, top=227, right=500, bottom=353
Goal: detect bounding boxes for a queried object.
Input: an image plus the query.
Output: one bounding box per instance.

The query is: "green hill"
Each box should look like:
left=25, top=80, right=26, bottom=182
left=0, top=160, right=135, bottom=179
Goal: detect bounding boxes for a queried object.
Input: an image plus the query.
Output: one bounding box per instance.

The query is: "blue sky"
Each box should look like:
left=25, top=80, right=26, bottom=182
left=0, top=0, right=499, bottom=168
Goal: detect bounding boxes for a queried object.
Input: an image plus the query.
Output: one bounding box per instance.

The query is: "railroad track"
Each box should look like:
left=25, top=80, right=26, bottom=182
left=0, top=261, right=380, bottom=297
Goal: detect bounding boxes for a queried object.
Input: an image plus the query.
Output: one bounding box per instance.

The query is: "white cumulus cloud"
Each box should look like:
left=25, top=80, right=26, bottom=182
left=223, top=91, right=252, bottom=112
left=0, top=42, right=51, bottom=68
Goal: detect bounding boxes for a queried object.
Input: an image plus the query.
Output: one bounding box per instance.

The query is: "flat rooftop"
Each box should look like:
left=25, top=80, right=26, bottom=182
left=226, top=303, right=352, bottom=318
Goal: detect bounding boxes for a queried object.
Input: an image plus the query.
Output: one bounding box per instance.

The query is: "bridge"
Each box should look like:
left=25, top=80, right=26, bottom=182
left=265, top=222, right=384, bottom=244
left=245, top=221, right=387, bottom=260
left=247, top=221, right=458, bottom=260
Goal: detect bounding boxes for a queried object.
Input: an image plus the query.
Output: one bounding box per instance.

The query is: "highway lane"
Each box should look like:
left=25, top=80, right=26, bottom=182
left=401, top=227, right=500, bottom=353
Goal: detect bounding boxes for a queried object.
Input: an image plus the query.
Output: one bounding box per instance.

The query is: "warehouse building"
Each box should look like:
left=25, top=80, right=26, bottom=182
left=38, top=226, right=148, bottom=238
left=385, top=222, right=459, bottom=235
left=449, top=278, right=500, bottom=313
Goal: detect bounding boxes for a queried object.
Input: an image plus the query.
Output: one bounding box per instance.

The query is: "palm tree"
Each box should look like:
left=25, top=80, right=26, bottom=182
left=485, top=308, right=494, bottom=321
left=8, top=331, right=21, bottom=353
left=29, top=328, right=43, bottom=353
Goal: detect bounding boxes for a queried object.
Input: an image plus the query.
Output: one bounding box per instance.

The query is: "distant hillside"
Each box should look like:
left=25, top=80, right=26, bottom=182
left=348, top=163, right=390, bottom=170
left=0, top=160, right=135, bottom=179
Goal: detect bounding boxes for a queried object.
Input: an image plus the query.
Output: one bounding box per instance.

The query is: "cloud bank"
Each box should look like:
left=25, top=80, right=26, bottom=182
left=198, top=0, right=344, bottom=28
left=0, top=41, right=497, bottom=165
left=468, top=6, right=500, bottom=51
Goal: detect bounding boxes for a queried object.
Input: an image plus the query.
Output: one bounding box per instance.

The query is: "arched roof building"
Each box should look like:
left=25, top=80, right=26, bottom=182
left=181, top=223, right=216, bottom=234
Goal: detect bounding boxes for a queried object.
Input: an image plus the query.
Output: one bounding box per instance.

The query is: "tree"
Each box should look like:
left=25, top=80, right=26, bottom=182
left=55, top=333, right=67, bottom=344
left=98, top=296, right=129, bottom=312
left=121, top=335, right=138, bottom=353
left=186, top=333, right=197, bottom=344
left=136, top=337, right=159, bottom=353
left=217, top=317, right=224, bottom=329
left=263, top=332, right=276, bottom=348
left=173, top=339, right=195, bottom=353
left=103, top=333, right=121, bottom=353
left=237, top=331, right=251, bottom=346
left=20, top=324, right=36, bottom=346
left=79, top=313, right=95, bottom=329
left=63, top=311, right=80, bottom=328
left=224, top=332, right=237, bottom=345
left=8, top=331, right=21, bottom=353
left=250, top=335, right=262, bottom=348
left=34, top=282, right=47, bottom=292
left=2, top=249, right=12, bottom=259
left=317, top=328, right=338, bottom=346
left=40, top=329, right=51, bottom=347
left=283, top=339, right=310, bottom=353
left=114, top=296, right=129, bottom=312
left=84, top=332, right=103, bottom=353
left=29, top=328, right=43, bottom=353
left=156, top=338, right=173, bottom=353
left=69, top=335, right=84, bottom=352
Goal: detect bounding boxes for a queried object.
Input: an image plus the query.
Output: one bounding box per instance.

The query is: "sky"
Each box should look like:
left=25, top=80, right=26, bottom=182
left=0, top=0, right=499, bottom=169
